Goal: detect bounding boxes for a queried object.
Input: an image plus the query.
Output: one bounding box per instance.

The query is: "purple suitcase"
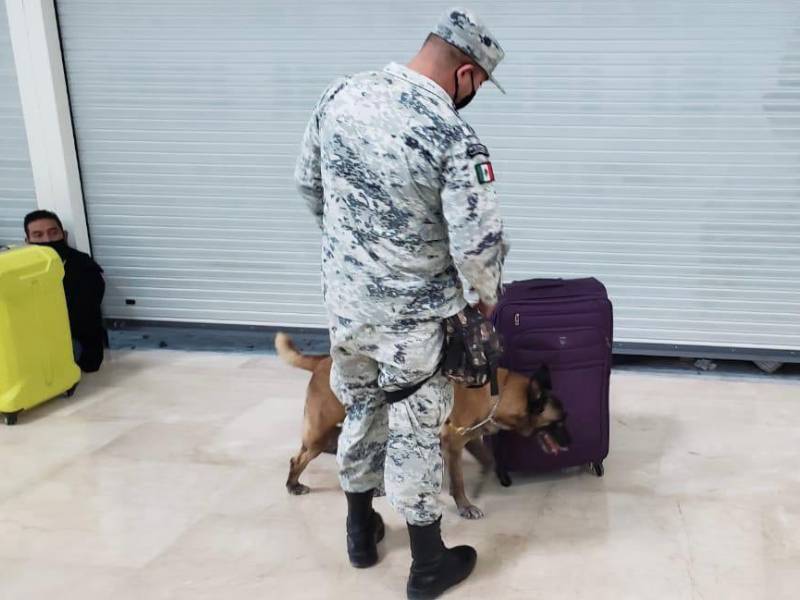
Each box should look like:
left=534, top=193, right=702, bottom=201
left=491, top=278, right=613, bottom=480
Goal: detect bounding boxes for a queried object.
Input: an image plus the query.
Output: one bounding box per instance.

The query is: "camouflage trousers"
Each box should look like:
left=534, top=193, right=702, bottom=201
left=329, top=315, right=453, bottom=526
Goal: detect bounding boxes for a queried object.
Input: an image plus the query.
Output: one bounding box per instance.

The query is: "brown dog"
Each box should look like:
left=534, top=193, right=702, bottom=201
left=277, top=332, right=569, bottom=519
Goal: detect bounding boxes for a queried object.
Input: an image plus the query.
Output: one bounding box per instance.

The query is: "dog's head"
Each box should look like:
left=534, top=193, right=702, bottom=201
left=526, top=376, right=571, bottom=456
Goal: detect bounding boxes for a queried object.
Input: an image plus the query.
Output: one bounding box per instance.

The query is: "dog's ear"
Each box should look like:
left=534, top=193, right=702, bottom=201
left=528, top=378, right=542, bottom=400
left=531, top=365, right=552, bottom=390
left=527, top=378, right=544, bottom=417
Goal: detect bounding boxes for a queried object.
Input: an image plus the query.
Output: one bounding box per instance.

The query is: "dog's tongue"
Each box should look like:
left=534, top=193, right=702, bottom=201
left=538, top=431, right=561, bottom=456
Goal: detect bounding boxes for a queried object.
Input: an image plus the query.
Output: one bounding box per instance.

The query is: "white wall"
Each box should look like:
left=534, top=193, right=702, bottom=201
left=0, top=0, right=36, bottom=246
left=4, top=0, right=89, bottom=251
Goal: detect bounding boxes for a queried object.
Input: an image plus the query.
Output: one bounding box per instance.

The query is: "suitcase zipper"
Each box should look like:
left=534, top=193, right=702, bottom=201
left=501, top=300, right=612, bottom=328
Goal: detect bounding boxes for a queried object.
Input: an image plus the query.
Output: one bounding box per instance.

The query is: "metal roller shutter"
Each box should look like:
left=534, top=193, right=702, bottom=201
left=57, top=1, right=800, bottom=354
left=0, top=1, right=36, bottom=247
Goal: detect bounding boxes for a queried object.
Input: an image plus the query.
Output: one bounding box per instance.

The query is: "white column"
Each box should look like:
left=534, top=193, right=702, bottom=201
left=5, top=0, right=89, bottom=253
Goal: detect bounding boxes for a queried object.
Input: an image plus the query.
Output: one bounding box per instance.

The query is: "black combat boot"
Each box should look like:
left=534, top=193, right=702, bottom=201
left=345, top=490, right=385, bottom=568
left=406, top=517, right=477, bottom=599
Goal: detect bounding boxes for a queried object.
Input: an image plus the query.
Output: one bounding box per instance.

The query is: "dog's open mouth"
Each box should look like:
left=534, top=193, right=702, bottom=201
left=537, top=430, right=567, bottom=456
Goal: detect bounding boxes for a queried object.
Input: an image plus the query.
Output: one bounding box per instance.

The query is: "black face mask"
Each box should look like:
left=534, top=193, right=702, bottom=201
left=35, top=240, right=70, bottom=259
left=453, top=69, right=476, bottom=111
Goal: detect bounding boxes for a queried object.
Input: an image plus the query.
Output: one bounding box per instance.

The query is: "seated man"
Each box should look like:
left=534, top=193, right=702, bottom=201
left=24, top=210, right=106, bottom=372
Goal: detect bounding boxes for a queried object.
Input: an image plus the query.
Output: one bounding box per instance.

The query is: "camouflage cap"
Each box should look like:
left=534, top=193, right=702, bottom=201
left=433, top=7, right=506, bottom=94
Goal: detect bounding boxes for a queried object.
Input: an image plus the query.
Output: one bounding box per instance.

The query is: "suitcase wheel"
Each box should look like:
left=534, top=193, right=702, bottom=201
left=3, top=412, right=20, bottom=426
left=590, top=462, right=605, bottom=478
left=65, top=384, right=78, bottom=398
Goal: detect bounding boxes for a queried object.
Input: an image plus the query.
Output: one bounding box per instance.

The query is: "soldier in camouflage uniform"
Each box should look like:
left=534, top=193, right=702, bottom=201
left=295, top=8, right=507, bottom=598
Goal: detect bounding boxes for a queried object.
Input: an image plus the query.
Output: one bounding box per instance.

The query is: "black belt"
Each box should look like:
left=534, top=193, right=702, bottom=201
left=384, top=308, right=501, bottom=404
left=384, top=335, right=447, bottom=404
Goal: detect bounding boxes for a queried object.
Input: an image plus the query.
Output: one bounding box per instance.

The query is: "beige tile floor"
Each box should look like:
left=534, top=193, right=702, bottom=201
left=1, top=349, right=798, bottom=600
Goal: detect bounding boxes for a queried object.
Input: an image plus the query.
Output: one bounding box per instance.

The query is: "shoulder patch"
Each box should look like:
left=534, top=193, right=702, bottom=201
left=475, top=162, right=495, bottom=184
left=466, top=143, right=490, bottom=159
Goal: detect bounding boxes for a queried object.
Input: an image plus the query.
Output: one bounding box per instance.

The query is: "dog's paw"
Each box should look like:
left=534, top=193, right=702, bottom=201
left=496, top=469, right=512, bottom=487
left=287, top=483, right=311, bottom=496
left=458, top=504, right=485, bottom=520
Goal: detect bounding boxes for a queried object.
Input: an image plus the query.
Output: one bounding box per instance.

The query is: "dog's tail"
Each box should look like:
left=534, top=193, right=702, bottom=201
left=275, top=332, right=327, bottom=372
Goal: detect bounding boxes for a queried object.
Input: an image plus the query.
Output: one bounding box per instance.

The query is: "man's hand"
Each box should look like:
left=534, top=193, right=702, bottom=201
left=476, top=300, right=496, bottom=319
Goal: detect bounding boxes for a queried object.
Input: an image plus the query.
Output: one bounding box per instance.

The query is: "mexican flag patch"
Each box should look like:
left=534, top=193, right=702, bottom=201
left=475, top=162, right=495, bottom=184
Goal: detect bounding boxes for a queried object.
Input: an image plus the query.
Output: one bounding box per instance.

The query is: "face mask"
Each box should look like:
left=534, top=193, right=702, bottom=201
left=35, top=239, right=69, bottom=259
left=453, top=69, right=476, bottom=111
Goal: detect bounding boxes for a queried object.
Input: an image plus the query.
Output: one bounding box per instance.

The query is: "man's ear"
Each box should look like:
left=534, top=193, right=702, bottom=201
left=457, top=63, right=475, bottom=80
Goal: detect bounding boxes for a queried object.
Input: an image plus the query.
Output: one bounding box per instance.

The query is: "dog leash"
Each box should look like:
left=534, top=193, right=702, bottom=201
left=454, top=365, right=502, bottom=436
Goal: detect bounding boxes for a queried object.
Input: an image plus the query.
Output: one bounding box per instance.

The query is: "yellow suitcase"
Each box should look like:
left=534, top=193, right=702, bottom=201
left=0, top=246, right=81, bottom=425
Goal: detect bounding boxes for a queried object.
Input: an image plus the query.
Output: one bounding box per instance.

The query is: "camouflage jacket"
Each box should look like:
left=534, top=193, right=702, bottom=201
left=295, top=62, right=507, bottom=324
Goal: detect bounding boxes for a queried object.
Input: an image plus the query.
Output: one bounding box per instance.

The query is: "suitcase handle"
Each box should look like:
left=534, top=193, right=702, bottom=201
left=519, top=278, right=564, bottom=290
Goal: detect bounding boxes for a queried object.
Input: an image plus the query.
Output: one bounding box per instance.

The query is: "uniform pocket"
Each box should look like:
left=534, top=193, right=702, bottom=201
left=420, top=223, right=447, bottom=242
